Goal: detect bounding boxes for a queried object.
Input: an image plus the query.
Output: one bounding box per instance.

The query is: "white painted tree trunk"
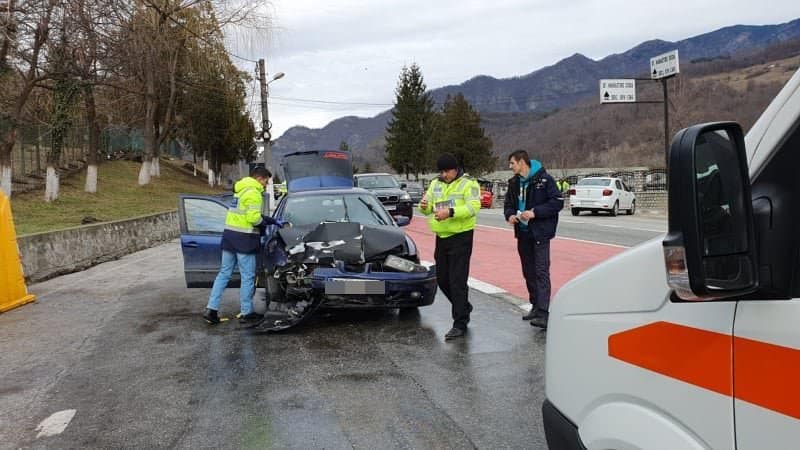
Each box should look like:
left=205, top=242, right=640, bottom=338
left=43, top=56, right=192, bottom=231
left=0, top=165, right=11, bottom=197
left=202, top=158, right=208, bottom=174
left=150, top=157, right=160, bottom=177
left=44, top=166, right=60, bottom=202
left=84, top=165, right=98, bottom=193
left=208, top=168, right=215, bottom=186
left=138, top=160, right=152, bottom=185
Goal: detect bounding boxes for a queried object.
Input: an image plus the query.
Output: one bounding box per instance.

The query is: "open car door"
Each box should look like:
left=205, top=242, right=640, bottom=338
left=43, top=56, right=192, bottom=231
left=179, top=194, right=259, bottom=288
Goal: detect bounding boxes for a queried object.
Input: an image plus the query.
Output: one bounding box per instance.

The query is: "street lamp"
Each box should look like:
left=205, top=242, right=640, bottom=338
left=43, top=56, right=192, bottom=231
left=258, top=59, right=284, bottom=210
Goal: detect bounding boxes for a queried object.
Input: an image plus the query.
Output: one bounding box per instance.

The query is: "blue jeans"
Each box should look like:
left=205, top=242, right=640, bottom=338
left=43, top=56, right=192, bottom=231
left=206, top=250, right=257, bottom=315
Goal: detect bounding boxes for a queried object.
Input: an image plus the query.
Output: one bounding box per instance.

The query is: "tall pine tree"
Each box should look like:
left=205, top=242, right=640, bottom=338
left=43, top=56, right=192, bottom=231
left=433, top=93, right=496, bottom=175
left=385, top=63, right=435, bottom=179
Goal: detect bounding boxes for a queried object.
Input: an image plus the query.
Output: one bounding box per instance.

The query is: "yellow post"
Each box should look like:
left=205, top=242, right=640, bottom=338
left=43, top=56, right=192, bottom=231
left=0, top=191, right=35, bottom=313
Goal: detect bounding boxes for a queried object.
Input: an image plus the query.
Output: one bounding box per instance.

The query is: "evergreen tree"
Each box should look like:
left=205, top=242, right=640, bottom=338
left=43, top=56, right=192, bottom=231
left=385, top=63, right=435, bottom=179
left=433, top=93, right=496, bottom=175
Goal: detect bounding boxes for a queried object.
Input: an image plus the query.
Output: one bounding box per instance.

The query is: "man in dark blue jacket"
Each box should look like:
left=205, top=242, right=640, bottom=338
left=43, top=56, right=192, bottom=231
left=503, top=150, right=564, bottom=328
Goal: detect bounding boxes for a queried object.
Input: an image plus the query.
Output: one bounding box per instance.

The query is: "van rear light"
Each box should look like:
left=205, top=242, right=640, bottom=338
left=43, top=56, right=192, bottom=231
left=602, top=189, right=613, bottom=196
left=568, top=188, right=576, bottom=195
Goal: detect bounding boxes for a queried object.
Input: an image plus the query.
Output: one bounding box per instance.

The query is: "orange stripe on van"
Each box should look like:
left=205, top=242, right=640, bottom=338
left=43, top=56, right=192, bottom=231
left=735, top=335, right=800, bottom=420
left=608, top=321, right=732, bottom=396
left=609, top=321, right=800, bottom=420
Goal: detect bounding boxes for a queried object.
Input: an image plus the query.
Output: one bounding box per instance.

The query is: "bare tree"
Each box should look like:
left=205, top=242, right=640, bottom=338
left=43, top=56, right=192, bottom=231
left=0, top=0, right=59, bottom=196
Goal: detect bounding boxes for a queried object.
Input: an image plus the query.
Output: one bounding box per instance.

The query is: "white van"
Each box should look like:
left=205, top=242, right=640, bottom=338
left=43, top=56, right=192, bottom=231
left=543, top=67, right=800, bottom=450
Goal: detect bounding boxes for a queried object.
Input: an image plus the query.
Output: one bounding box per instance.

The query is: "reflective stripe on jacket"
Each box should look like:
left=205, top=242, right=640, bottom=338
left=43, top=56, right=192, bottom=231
left=418, top=175, right=480, bottom=238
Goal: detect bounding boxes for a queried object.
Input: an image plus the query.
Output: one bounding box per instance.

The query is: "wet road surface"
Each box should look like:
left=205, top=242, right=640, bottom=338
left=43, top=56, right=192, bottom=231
left=1, top=242, right=548, bottom=449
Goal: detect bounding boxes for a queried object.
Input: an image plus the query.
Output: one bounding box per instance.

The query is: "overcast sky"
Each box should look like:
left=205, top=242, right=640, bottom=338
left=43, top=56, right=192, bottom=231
left=228, top=1, right=800, bottom=138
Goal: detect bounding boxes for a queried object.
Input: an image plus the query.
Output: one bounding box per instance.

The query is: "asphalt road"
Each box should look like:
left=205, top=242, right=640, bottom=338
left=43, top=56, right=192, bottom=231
left=2, top=208, right=665, bottom=449
left=1, top=242, right=549, bottom=449
left=475, top=208, right=667, bottom=248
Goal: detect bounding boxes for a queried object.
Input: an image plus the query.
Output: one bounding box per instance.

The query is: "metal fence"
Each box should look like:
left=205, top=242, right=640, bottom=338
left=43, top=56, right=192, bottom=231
left=11, top=126, right=147, bottom=180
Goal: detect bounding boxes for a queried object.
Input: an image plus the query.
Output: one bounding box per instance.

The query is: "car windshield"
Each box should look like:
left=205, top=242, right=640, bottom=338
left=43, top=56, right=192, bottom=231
left=282, top=193, right=394, bottom=227
left=356, top=175, right=400, bottom=189
left=578, top=178, right=612, bottom=186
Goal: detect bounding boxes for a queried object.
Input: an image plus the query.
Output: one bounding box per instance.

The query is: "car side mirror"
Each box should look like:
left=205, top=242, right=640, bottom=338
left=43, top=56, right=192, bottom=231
left=400, top=182, right=407, bottom=189
left=394, top=216, right=410, bottom=227
left=662, top=122, right=758, bottom=301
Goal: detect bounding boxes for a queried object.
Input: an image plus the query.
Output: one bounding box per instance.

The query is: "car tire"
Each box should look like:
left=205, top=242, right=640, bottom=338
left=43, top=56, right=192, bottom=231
left=610, top=201, right=618, bottom=217
left=571, top=208, right=580, bottom=216
left=628, top=201, right=636, bottom=215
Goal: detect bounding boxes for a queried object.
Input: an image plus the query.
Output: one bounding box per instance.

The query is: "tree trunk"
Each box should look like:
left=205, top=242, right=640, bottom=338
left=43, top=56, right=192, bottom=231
left=44, top=165, right=59, bottom=202
left=207, top=168, right=215, bottom=186
left=139, top=61, right=156, bottom=186
left=0, top=138, right=14, bottom=196
left=84, top=85, right=100, bottom=193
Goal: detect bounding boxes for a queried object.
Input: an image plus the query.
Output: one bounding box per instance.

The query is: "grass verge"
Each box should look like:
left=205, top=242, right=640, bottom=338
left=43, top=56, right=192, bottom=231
left=10, top=159, right=226, bottom=235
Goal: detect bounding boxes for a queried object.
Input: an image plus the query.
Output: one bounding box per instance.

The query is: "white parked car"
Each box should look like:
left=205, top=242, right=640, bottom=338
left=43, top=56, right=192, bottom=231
left=568, top=177, right=635, bottom=216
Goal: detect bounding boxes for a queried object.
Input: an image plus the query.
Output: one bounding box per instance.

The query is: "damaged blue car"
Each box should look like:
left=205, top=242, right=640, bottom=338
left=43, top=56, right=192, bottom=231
left=178, top=150, right=437, bottom=331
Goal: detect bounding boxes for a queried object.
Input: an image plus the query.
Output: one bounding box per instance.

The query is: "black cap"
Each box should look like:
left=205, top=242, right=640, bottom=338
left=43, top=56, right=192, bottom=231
left=436, top=153, right=459, bottom=171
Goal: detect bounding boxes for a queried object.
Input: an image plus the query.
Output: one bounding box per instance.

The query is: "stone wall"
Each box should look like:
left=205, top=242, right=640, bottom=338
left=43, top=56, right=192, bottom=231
left=17, top=211, right=178, bottom=283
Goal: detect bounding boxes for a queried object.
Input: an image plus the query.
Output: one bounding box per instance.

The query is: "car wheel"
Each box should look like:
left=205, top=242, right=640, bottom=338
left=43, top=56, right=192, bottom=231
left=628, top=201, right=636, bottom=215
left=610, top=201, right=618, bottom=217
left=571, top=208, right=580, bottom=216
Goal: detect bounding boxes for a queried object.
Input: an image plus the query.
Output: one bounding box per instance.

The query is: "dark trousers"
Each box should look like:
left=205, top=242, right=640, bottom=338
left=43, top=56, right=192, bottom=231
left=517, top=232, right=551, bottom=315
left=435, top=230, right=474, bottom=330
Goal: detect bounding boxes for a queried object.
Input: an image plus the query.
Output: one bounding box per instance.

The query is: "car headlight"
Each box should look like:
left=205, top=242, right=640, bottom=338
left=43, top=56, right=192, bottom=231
left=384, top=255, right=428, bottom=273
left=400, top=193, right=411, bottom=201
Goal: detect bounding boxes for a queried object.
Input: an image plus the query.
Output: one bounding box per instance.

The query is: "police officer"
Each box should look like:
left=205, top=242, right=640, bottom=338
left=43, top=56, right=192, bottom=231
left=504, top=150, right=563, bottom=329
left=203, top=167, right=285, bottom=325
left=419, top=153, right=481, bottom=340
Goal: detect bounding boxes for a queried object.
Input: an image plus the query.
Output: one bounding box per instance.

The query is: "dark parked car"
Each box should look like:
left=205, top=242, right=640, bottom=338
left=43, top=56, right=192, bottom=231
left=178, top=150, right=436, bottom=331
left=401, top=181, right=424, bottom=204
left=353, top=173, right=414, bottom=221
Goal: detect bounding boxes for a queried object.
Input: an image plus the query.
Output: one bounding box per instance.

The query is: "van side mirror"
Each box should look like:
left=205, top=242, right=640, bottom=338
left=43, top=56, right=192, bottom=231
left=662, top=122, right=758, bottom=300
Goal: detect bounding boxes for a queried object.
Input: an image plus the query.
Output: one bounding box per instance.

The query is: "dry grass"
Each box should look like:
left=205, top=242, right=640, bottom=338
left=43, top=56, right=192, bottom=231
left=10, top=159, right=226, bottom=235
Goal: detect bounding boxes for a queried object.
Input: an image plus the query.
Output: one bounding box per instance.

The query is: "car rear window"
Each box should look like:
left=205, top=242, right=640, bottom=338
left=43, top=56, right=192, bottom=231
left=355, top=175, right=400, bottom=189
left=577, top=178, right=611, bottom=186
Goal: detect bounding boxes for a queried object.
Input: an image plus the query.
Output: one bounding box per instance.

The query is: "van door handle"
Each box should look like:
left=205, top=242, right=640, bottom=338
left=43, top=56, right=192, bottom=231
left=183, top=241, right=199, bottom=248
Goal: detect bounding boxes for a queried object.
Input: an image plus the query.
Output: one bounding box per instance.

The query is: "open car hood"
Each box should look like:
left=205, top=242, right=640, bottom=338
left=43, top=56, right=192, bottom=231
left=282, top=150, right=353, bottom=192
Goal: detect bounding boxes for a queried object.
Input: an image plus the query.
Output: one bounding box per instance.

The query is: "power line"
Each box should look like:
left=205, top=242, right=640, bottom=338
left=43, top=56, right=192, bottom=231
left=271, top=96, right=393, bottom=107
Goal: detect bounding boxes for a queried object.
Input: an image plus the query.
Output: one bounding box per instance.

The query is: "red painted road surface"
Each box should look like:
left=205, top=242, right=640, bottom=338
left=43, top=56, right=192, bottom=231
left=406, top=217, right=626, bottom=301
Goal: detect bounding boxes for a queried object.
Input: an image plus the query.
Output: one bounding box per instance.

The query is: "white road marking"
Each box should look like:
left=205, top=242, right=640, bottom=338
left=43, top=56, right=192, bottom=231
left=467, top=277, right=506, bottom=294
left=36, top=409, right=76, bottom=438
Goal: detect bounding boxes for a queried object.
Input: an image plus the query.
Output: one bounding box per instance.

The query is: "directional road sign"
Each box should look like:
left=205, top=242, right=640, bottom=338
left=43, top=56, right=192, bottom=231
left=650, top=50, right=679, bottom=79
left=600, top=79, right=636, bottom=103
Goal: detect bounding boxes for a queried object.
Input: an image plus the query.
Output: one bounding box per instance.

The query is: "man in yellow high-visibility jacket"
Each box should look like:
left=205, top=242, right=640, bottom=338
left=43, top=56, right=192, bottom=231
left=419, top=153, right=481, bottom=340
left=203, top=167, right=286, bottom=325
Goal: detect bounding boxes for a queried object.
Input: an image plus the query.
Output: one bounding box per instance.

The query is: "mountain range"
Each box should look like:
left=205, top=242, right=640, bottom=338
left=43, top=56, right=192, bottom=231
left=272, top=18, right=800, bottom=169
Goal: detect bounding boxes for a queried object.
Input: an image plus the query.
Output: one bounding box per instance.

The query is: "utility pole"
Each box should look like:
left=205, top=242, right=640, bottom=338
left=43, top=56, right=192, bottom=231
left=257, top=59, right=271, bottom=167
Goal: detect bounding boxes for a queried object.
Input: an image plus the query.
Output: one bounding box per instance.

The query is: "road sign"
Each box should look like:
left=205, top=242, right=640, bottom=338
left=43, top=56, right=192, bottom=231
left=600, top=79, right=636, bottom=103
left=650, top=50, right=679, bottom=79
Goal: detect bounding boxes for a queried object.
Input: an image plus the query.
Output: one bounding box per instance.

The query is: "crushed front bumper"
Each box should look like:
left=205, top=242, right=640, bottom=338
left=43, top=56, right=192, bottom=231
left=310, top=264, right=437, bottom=308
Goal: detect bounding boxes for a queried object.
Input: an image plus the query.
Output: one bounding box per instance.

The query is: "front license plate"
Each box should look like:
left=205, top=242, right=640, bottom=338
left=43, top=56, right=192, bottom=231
left=325, top=279, right=385, bottom=295
left=384, top=205, right=396, bottom=211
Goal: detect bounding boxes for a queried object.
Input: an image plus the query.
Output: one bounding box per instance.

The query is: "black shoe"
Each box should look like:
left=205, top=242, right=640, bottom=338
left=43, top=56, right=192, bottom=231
left=530, top=316, right=548, bottom=329
left=239, top=312, right=264, bottom=324
left=522, top=308, right=540, bottom=321
left=445, top=327, right=466, bottom=340
left=203, top=308, right=220, bottom=324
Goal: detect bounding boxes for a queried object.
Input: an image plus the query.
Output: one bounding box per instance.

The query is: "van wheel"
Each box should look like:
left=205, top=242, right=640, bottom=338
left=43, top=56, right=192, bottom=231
left=610, top=201, right=618, bottom=217
left=627, top=201, right=636, bottom=215
left=571, top=208, right=580, bottom=216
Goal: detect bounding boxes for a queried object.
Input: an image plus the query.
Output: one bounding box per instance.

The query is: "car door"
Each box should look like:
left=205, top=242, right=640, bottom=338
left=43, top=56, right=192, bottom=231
left=179, top=195, right=239, bottom=288
left=614, top=179, right=629, bottom=209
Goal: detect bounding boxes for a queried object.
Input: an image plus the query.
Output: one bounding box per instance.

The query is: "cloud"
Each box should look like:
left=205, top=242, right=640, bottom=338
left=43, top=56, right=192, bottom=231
left=227, top=0, right=800, bottom=137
